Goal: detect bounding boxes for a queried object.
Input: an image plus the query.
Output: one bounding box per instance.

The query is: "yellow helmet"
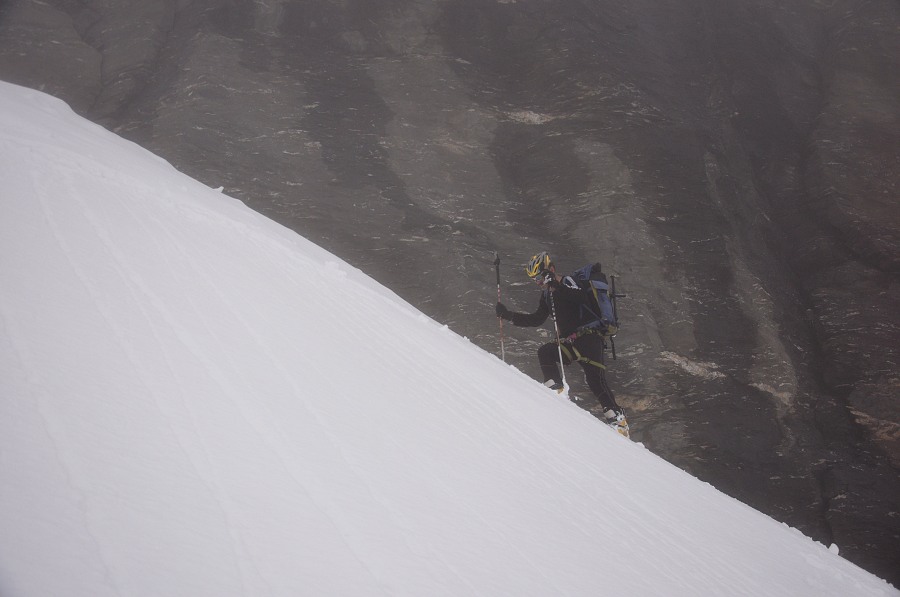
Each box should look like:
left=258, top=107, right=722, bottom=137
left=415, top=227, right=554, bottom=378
left=525, top=252, right=552, bottom=278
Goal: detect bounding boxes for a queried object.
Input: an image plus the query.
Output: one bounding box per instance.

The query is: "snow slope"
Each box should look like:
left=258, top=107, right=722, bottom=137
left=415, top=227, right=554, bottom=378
left=0, top=81, right=894, bottom=596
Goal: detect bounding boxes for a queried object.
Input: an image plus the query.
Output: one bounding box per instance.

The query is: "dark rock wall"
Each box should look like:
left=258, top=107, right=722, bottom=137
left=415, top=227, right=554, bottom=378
left=2, top=0, right=897, bottom=583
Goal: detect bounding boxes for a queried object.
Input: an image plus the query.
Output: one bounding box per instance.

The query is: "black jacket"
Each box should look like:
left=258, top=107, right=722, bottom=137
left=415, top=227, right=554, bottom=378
left=509, top=276, right=600, bottom=337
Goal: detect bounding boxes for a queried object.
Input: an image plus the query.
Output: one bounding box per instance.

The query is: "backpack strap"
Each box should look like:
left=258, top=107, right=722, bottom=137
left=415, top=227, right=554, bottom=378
left=562, top=275, right=580, bottom=290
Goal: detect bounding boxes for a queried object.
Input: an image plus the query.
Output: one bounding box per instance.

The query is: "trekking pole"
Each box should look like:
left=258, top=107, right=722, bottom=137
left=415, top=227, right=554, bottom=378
left=494, top=252, right=506, bottom=362
left=610, top=275, right=627, bottom=360
left=548, top=289, right=568, bottom=389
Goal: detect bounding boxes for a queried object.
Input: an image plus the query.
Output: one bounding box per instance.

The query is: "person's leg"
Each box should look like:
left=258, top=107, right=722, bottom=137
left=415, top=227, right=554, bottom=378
left=538, top=342, right=569, bottom=386
left=575, top=335, right=621, bottom=412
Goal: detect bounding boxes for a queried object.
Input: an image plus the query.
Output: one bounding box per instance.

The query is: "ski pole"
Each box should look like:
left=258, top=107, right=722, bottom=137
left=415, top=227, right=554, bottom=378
left=494, top=251, right=506, bottom=362
left=548, top=288, right=567, bottom=388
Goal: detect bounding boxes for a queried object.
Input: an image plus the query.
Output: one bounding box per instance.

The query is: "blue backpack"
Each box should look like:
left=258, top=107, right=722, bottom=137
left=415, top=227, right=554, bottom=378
left=570, top=263, right=619, bottom=338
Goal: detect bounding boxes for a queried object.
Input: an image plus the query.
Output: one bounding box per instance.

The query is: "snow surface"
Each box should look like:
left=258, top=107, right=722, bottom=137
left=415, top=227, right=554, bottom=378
left=0, top=80, right=895, bottom=597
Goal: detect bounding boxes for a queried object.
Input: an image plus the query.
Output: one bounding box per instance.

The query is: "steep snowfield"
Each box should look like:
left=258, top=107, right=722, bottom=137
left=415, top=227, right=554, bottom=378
left=0, top=81, right=894, bottom=596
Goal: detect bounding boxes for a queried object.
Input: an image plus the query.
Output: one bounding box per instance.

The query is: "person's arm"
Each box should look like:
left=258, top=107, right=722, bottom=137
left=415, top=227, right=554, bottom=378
left=496, top=294, right=549, bottom=327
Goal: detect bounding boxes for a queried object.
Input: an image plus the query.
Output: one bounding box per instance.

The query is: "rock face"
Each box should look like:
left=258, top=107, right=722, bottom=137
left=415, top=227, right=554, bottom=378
left=2, top=0, right=897, bottom=583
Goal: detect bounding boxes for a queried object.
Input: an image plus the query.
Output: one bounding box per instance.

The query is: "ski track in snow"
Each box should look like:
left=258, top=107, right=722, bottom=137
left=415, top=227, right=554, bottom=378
left=1, top=81, right=896, bottom=596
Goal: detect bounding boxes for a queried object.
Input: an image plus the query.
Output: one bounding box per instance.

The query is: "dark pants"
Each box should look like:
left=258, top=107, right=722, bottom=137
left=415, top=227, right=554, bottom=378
left=537, top=333, right=620, bottom=412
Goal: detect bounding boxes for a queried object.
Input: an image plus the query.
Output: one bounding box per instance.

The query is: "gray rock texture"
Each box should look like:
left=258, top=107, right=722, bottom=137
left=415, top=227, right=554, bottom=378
left=2, top=0, right=897, bottom=584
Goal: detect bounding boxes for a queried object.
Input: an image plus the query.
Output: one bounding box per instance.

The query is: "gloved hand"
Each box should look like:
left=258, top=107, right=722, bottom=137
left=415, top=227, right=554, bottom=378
left=496, top=302, right=513, bottom=320
left=544, top=274, right=560, bottom=289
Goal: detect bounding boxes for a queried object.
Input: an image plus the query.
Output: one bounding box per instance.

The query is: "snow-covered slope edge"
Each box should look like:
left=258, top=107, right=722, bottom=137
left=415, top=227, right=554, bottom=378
left=0, top=81, right=893, bottom=596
